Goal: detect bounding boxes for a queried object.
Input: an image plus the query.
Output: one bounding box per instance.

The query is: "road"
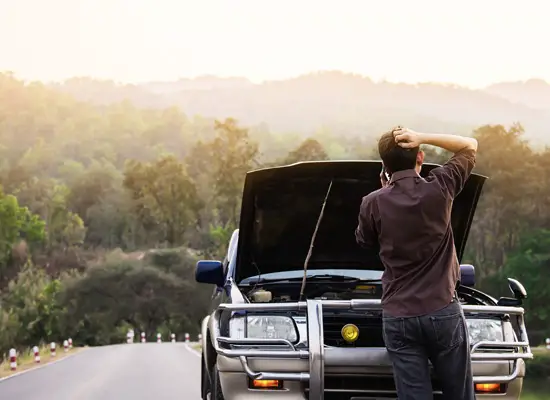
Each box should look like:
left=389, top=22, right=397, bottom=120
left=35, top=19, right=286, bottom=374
left=0, top=342, right=202, bottom=400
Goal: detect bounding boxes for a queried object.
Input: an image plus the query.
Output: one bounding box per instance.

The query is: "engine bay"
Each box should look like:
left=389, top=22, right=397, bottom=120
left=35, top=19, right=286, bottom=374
left=245, top=282, right=380, bottom=303
left=241, top=282, right=493, bottom=306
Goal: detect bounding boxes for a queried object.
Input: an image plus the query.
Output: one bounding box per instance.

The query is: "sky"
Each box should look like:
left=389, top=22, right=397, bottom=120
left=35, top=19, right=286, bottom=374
left=1, top=0, right=549, bottom=88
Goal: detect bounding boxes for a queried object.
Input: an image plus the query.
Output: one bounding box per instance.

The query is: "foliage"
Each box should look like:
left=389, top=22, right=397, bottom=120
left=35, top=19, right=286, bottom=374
left=526, top=350, right=550, bottom=379
left=503, top=230, right=550, bottom=325
left=0, top=188, right=45, bottom=283
left=0, top=263, right=63, bottom=355
left=123, top=155, right=200, bottom=246
left=60, top=249, right=210, bottom=346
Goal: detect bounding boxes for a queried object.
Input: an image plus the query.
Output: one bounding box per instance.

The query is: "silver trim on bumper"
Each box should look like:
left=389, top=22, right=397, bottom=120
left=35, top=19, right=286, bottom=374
left=210, top=299, right=533, bottom=399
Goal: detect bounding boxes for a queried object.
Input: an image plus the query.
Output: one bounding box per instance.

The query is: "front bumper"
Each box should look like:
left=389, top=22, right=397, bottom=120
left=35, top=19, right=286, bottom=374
left=210, top=299, right=533, bottom=399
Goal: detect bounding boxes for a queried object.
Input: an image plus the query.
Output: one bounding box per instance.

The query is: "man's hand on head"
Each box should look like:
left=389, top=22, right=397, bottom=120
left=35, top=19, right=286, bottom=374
left=393, top=127, right=422, bottom=149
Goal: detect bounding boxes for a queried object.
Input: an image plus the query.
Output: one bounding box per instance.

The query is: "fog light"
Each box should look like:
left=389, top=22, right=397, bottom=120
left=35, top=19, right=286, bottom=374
left=475, top=383, right=505, bottom=393
left=341, top=324, right=359, bottom=343
left=251, top=379, right=283, bottom=389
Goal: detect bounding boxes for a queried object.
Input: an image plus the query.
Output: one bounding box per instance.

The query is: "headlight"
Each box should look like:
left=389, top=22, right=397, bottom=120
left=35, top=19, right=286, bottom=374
left=229, top=315, right=298, bottom=342
left=466, top=318, right=503, bottom=344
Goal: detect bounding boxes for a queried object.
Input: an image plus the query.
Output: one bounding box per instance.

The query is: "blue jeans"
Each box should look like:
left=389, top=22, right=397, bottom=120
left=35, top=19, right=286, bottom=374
left=382, top=299, right=476, bottom=400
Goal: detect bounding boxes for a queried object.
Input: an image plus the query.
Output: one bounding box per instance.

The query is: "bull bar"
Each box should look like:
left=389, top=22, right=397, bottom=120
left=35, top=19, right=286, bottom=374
left=210, top=299, right=533, bottom=399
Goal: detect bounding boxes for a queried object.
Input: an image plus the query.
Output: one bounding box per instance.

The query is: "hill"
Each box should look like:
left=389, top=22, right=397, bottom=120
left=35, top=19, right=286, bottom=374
left=50, top=71, right=550, bottom=147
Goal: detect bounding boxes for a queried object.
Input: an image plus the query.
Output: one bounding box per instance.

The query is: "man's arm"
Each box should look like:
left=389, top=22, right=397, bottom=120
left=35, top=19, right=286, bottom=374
left=394, top=128, right=478, bottom=198
left=355, top=197, right=378, bottom=249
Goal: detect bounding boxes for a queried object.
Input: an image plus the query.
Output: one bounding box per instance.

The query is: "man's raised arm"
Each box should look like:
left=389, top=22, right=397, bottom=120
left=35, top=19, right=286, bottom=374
left=393, top=128, right=478, bottom=198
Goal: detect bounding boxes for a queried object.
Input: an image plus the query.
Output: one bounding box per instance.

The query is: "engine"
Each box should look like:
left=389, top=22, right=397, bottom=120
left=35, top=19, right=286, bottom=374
left=245, top=283, right=382, bottom=303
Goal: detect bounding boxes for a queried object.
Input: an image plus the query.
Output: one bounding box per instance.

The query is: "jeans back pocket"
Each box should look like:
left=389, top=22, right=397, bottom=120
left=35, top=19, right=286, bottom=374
left=382, top=317, right=408, bottom=352
left=430, top=312, right=465, bottom=350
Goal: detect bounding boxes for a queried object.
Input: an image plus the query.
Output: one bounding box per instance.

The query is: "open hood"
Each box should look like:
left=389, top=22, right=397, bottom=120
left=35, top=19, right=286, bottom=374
left=235, top=160, right=487, bottom=283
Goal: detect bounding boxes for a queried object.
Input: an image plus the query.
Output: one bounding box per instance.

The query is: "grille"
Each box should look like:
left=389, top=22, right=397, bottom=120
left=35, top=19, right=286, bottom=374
left=323, top=312, right=385, bottom=347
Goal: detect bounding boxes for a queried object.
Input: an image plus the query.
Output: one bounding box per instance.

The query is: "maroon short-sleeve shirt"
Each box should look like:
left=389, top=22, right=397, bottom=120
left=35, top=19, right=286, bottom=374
left=355, top=148, right=476, bottom=317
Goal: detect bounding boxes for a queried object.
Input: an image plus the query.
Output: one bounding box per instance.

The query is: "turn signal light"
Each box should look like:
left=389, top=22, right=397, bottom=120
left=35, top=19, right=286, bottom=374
left=251, top=379, right=283, bottom=389
left=475, top=383, right=505, bottom=393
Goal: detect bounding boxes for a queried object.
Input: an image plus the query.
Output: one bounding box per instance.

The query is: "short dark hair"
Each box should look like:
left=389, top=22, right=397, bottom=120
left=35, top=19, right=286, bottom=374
left=378, top=129, right=419, bottom=173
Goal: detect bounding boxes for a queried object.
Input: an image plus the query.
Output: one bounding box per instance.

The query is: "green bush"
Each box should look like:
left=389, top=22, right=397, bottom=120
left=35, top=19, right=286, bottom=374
left=526, top=349, right=550, bottom=379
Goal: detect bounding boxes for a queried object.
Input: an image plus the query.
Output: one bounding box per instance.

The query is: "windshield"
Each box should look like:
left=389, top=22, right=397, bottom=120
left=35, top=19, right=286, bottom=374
left=239, top=268, right=383, bottom=284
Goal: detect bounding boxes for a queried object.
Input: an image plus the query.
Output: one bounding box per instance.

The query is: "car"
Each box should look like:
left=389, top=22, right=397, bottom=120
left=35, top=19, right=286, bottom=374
left=195, top=160, right=533, bottom=400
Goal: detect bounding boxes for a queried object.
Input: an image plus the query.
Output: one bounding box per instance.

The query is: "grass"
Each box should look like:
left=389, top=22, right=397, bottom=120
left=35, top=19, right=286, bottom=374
left=532, top=346, right=549, bottom=354
left=191, top=343, right=202, bottom=352
left=521, top=378, right=549, bottom=399
left=0, top=344, right=86, bottom=378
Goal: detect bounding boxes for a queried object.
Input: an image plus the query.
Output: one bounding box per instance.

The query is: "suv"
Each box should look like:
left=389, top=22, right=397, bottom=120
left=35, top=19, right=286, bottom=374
left=196, top=160, right=533, bottom=400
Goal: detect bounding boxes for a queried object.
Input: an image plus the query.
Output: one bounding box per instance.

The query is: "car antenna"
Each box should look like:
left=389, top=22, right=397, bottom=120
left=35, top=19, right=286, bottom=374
left=299, top=180, right=333, bottom=302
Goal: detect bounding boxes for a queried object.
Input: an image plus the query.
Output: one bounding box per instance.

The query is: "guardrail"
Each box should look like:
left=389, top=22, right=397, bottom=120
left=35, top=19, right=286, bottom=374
left=210, top=299, right=533, bottom=400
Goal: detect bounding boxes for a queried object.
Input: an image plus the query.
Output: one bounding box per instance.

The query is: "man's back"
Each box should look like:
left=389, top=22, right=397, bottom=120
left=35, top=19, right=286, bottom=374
left=357, top=147, right=475, bottom=317
left=365, top=166, right=459, bottom=317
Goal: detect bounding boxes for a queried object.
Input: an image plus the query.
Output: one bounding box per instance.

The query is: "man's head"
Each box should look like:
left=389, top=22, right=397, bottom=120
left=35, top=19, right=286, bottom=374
left=378, top=128, right=424, bottom=174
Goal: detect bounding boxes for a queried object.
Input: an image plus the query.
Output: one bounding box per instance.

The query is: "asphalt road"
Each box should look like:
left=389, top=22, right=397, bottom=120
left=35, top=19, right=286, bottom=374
left=0, top=342, right=202, bottom=400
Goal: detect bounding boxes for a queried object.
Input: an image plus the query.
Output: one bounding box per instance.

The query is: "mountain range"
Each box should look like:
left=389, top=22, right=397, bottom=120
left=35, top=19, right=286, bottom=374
left=49, top=71, right=550, bottom=147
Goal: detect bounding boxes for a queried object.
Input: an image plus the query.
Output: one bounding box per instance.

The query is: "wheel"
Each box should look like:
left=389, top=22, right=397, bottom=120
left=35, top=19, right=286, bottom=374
left=211, top=364, right=225, bottom=400
left=201, top=354, right=211, bottom=400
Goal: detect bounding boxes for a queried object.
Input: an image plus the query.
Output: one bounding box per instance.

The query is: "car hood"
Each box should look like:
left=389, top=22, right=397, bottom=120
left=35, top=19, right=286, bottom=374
left=234, top=160, right=487, bottom=283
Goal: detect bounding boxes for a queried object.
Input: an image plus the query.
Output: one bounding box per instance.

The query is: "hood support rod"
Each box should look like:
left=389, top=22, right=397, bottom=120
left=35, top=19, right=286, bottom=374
left=299, top=180, right=333, bottom=301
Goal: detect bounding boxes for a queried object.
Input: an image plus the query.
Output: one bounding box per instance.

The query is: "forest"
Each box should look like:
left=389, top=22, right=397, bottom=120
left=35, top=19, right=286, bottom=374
left=0, top=71, right=549, bottom=360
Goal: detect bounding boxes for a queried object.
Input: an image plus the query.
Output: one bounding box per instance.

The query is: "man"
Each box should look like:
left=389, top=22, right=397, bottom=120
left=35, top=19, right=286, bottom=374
left=355, top=127, right=478, bottom=400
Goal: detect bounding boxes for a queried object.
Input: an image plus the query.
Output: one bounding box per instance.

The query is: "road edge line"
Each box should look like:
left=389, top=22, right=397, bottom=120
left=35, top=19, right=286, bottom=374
left=184, top=343, right=201, bottom=358
left=0, top=348, right=89, bottom=383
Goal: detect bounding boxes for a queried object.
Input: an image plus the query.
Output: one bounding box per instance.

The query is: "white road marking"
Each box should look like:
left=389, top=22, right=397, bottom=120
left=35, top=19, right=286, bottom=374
left=184, top=343, right=201, bottom=358
left=0, top=349, right=88, bottom=383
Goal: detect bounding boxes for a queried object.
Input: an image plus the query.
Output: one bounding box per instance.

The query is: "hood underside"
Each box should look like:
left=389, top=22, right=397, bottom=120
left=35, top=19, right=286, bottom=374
left=235, top=160, right=487, bottom=283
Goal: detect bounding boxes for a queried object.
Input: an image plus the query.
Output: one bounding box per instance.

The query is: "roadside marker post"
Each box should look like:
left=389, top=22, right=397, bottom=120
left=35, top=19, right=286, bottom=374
left=171, top=333, right=176, bottom=343
left=9, top=348, right=17, bottom=371
left=68, top=338, right=73, bottom=349
left=141, top=332, right=146, bottom=343
left=50, top=342, right=56, bottom=357
left=198, top=333, right=202, bottom=341
left=157, top=333, right=161, bottom=343
left=546, top=338, right=550, bottom=350
left=63, top=340, right=69, bottom=352
left=33, top=346, right=41, bottom=363
left=185, top=333, right=190, bottom=343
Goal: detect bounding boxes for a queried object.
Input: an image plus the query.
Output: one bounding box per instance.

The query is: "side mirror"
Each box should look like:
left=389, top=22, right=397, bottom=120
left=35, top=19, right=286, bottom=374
left=460, top=264, right=475, bottom=287
left=195, top=260, right=224, bottom=286
left=508, top=278, right=527, bottom=300
left=497, top=278, right=527, bottom=307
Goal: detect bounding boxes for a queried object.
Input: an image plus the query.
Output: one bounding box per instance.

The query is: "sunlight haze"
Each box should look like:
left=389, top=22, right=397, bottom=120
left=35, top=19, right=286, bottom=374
left=1, top=0, right=549, bottom=86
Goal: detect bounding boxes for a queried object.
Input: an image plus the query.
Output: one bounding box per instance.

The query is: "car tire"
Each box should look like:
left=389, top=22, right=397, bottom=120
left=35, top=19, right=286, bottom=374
left=211, top=364, right=225, bottom=400
left=201, top=353, right=210, bottom=399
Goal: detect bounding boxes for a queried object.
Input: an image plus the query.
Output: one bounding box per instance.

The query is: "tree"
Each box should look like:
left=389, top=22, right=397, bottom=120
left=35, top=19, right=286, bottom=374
left=204, top=118, right=259, bottom=228
left=464, top=124, right=539, bottom=291
left=123, top=155, right=200, bottom=246
left=43, top=184, right=86, bottom=251
left=1, top=263, right=64, bottom=352
left=0, top=187, right=45, bottom=284
left=59, top=255, right=205, bottom=345
left=503, top=229, right=550, bottom=329
left=282, top=138, right=329, bottom=164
